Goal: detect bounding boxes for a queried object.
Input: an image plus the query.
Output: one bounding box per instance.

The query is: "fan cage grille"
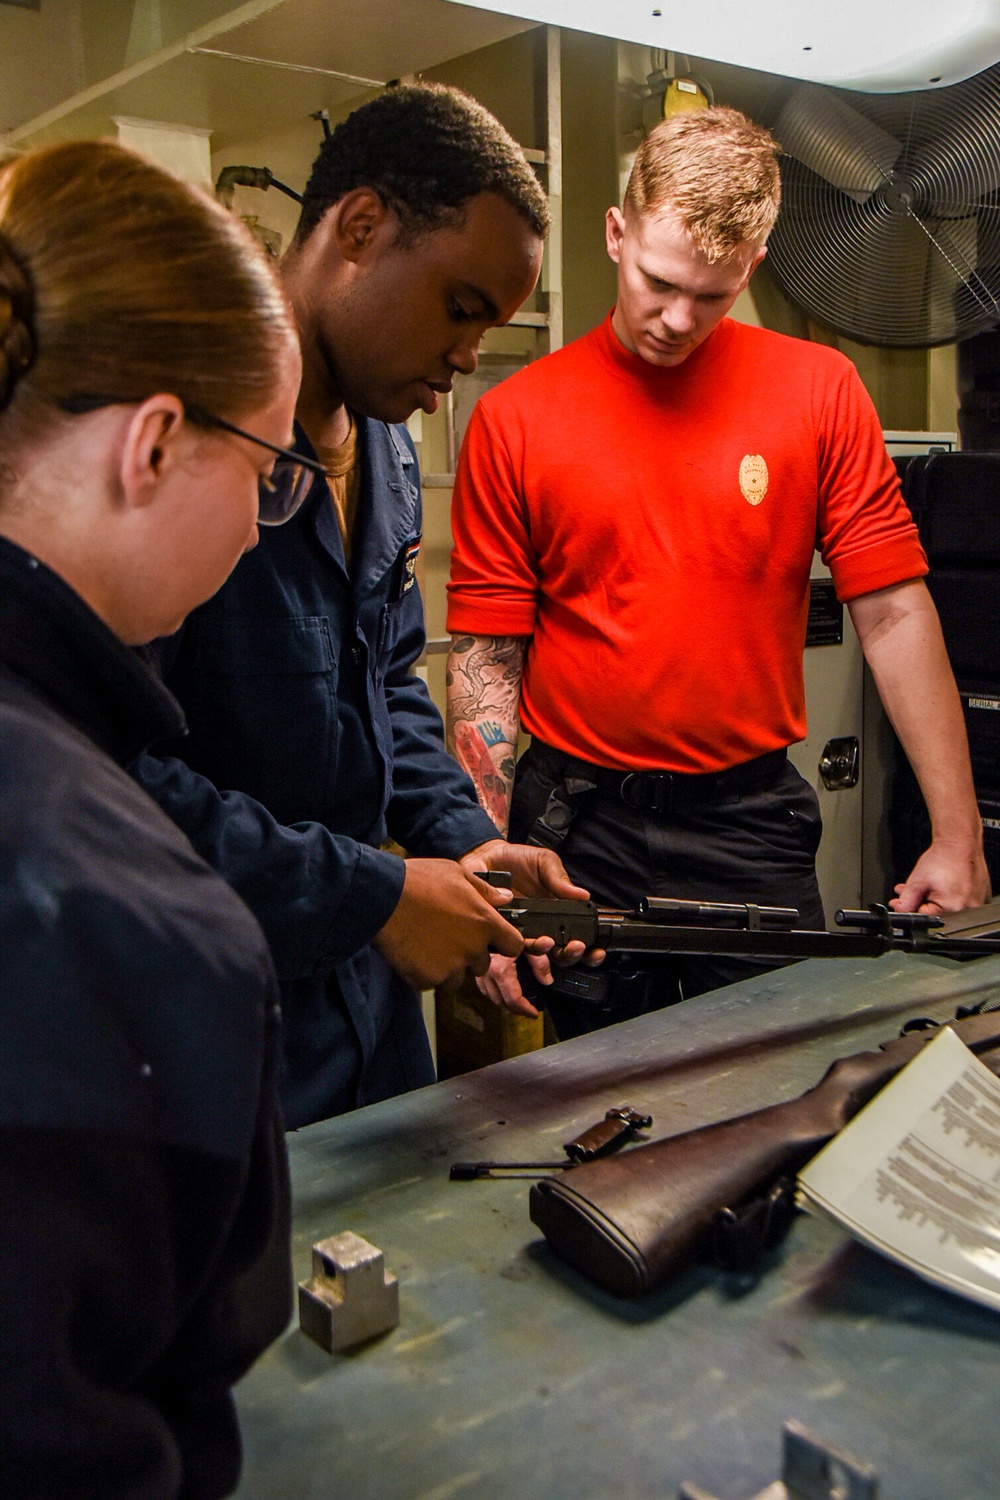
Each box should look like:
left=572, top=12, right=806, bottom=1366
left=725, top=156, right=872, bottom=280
left=767, top=66, right=1000, bottom=348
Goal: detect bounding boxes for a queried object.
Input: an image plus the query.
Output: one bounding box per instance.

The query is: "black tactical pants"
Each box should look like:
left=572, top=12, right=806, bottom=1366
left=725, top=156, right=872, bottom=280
left=509, top=740, right=825, bottom=1039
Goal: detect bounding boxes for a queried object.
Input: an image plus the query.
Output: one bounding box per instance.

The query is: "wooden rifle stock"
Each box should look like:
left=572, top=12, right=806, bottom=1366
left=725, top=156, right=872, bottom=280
left=529, top=1011, right=1000, bottom=1298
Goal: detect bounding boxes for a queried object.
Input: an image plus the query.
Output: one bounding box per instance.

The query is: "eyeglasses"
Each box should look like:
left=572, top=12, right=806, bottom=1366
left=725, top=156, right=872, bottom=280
left=59, top=394, right=328, bottom=526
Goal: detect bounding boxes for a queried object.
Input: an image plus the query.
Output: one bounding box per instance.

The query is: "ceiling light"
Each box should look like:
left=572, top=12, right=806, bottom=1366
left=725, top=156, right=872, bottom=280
left=444, top=0, right=1000, bottom=92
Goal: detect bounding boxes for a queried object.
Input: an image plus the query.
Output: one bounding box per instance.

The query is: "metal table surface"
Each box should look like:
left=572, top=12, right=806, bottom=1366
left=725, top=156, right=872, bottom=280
left=235, top=954, right=1000, bottom=1500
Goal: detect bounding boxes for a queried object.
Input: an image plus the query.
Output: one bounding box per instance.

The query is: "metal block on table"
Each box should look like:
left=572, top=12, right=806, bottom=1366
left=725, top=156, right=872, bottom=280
left=298, top=1232, right=399, bottom=1353
left=680, top=1420, right=878, bottom=1500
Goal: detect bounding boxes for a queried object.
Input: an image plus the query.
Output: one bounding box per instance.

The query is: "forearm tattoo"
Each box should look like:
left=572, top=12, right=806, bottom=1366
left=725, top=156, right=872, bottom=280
left=447, top=634, right=527, bottom=834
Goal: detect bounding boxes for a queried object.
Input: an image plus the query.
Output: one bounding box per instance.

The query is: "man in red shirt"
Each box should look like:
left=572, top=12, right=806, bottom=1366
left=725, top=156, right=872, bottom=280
left=446, top=106, right=990, bottom=1036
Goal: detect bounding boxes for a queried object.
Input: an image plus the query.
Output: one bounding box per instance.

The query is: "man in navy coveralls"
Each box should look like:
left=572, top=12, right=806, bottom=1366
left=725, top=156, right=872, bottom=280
left=133, top=86, right=584, bottom=1128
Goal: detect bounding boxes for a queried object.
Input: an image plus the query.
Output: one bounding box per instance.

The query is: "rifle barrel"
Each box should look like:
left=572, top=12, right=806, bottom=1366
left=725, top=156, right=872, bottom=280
left=501, top=901, right=1000, bottom=961
left=597, top=919, right=891, bottom=959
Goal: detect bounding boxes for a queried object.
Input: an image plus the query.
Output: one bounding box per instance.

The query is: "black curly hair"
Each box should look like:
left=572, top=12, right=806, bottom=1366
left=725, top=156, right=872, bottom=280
left=295, top=83, right=549, bottom=246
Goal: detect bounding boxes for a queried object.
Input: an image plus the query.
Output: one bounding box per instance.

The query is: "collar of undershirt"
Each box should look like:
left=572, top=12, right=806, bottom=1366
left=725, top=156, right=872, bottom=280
left=313, top=410, right=359, bottom=478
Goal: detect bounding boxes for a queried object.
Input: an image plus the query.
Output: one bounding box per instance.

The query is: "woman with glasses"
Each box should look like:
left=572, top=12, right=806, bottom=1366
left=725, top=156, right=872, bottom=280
left=0, top=140, right=302, bottom=1498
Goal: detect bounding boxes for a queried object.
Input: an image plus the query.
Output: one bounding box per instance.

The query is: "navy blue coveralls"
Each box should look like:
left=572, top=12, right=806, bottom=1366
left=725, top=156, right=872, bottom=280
left=0, top=535, right=290, bottom=1498
left=133, top=420, right=498, bottom=1129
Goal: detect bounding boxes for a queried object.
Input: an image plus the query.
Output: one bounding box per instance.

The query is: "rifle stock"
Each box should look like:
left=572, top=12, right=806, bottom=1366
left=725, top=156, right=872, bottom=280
left=529, top=1012, right=1000, bottom=1298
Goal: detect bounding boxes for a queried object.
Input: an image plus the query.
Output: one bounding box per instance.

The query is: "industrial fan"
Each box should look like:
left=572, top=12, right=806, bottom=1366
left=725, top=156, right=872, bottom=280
left=766, top=65, right=1000, bottom=347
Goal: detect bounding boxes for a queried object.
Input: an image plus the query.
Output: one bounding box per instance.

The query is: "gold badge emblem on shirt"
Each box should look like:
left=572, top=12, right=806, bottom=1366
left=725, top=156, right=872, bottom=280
left=739, top=453, right=769, bottom=506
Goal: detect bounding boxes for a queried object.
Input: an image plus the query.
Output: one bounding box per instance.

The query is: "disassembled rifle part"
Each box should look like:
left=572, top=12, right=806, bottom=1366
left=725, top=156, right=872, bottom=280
left=484, top=874, right=1000, bottom=961
left=564, top=1105, right=653, bottom=1161
left=450, top=1161, right=567, bottom=1179
left=496, top=884, right=1000, bottom=963
left=680, top=1419, right=879, bottom=1500
left=715, top=1006, right=1000, bottom=1271
left=450, top=1105, right=653, bottom=1179
left=529, top=1008, right=1000, bottom=1297
left=298, top=1232, right=399, bottom=1353
left=711, top=1177, right=798, bottom=1274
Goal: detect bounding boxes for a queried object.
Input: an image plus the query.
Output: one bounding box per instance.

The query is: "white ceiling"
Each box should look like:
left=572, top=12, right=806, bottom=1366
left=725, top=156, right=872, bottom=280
left=442, top=0, right=1000, bottom=91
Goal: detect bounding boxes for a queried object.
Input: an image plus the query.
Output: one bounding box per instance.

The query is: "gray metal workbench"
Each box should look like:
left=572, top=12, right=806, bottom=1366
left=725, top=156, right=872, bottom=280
left=236, top=953, right=1000, bottom=1500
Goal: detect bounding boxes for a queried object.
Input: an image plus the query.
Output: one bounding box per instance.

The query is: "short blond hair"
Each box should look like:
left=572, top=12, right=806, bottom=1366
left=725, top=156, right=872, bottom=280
left=625, top=107, right=781, bottom=262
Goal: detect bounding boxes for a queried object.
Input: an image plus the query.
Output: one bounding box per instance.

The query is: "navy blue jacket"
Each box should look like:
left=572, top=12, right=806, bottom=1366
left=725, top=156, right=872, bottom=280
left=134, top=419, right=497, bottom=1127
left=0, top=535, right=290, bottom=1499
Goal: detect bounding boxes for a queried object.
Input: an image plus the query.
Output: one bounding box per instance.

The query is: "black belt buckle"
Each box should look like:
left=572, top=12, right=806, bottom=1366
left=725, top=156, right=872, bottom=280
left=620, top=771, right=673, bottom=814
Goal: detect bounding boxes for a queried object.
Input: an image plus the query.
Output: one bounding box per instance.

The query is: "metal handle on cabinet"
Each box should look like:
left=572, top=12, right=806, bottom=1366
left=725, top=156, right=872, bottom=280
left=819, top=735, right=860, bottom=790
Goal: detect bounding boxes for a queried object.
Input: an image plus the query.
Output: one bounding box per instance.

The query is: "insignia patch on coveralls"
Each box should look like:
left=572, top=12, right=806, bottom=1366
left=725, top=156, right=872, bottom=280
left=400, top=537, right=421, bottom=596
left=739, top=453, right=769, bottom=506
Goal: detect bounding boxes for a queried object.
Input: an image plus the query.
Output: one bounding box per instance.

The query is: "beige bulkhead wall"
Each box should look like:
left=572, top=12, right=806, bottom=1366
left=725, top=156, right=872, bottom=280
left=0, top=0, right=85, bottom=137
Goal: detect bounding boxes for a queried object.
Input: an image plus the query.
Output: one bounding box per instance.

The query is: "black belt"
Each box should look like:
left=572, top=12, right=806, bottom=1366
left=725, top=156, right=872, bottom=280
left=590, top=748, right=788, bottom=816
